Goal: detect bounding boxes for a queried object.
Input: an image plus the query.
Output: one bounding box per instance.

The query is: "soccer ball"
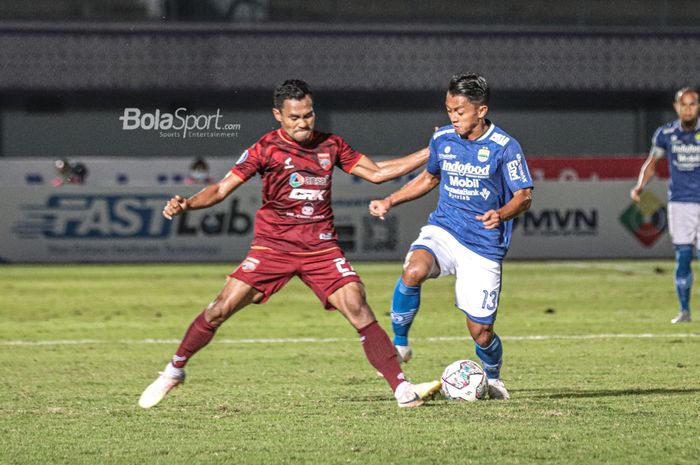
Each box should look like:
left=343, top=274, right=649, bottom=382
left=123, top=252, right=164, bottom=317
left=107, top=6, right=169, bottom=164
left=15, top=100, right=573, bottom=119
left=440, top=359, right=488, bottom=401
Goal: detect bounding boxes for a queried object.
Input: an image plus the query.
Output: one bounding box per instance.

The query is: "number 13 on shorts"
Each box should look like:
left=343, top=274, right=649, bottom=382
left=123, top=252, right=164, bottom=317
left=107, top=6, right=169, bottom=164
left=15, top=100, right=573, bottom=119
left=481, top=289, right=499, bottom=311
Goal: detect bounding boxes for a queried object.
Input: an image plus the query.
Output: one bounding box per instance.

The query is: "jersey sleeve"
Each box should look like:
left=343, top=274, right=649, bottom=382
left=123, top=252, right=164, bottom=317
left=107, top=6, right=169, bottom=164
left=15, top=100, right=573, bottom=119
left=335, top=136, right=364, bottom=173
left=502, top=141, right=534, bottom=193
left=650, top=126, right=667, bottom=159
left=230, top=143, right=263, bottom=181
left=426, top=133, right=441, bottom=175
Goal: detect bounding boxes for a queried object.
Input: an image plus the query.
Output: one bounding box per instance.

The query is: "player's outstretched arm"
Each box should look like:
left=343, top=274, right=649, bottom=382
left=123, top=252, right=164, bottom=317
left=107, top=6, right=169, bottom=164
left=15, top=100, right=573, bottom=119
left=369, top=170, right=440, bottom=220
left=630, top=153, right=659, bottom=203
left=350, top=147, right=429, bottom=184
left=477, top=188, right=533, bottom=230
left=162, top=171, right=245, bottom=220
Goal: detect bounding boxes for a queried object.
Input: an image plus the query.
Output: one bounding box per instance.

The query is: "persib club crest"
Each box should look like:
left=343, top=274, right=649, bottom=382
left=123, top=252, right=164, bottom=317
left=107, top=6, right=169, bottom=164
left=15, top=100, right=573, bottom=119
left=318, top=153, right=331, bottom=170
left=477, top=146, right=490, bottom=162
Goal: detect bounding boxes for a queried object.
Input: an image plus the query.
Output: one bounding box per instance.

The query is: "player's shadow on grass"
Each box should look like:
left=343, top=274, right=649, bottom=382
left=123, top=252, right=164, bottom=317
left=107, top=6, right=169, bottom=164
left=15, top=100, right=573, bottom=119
left=541, top=388, right=700, bottom=399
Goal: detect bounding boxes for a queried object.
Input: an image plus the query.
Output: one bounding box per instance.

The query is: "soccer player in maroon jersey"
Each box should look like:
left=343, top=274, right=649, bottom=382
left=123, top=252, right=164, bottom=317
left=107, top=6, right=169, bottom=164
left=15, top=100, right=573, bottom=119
left=139, top=80, right=441, bottom=408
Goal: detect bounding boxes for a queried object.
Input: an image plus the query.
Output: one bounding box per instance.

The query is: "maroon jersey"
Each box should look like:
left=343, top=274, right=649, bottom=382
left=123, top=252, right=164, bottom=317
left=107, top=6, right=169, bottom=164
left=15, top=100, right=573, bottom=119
left=231, top=129, right=364, bottom=253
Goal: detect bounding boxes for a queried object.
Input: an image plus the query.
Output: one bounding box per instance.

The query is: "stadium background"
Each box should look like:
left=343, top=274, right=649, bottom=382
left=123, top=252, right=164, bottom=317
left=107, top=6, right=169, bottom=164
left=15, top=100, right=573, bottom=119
left=0, top=0, right=698, bottom=262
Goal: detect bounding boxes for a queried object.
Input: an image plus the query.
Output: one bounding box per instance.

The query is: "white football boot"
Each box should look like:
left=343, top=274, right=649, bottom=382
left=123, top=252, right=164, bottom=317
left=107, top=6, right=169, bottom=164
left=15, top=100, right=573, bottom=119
left=395, top=380, right=442, bottom=408
left=138, top=364, right=185, bottom=408
left=671, top=311, right=691, bottom=324
left=487, top=378, right=510, bottom=400
left=395, top=345, right=413, bottom=363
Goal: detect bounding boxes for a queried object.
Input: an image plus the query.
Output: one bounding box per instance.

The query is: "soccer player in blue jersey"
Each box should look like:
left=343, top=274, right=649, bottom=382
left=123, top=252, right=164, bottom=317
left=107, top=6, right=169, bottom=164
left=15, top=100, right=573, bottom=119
left=369, top=73, right=533, bottom=400
left=631, top=87, right=700, bottom=324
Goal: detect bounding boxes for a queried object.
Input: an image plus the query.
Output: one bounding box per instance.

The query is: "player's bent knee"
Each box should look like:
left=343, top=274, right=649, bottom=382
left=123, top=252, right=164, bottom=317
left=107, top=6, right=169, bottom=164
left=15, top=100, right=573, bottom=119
left=402, top=265, right=430, bottom=286
left=469, top=323, right=495, bottom=347
left=203, top=301, right=230, bottom=327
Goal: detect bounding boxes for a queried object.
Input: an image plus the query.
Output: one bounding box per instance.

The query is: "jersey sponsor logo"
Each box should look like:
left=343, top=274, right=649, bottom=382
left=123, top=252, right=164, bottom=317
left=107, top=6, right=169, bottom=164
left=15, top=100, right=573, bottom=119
left=489, top=133, right=510, bottom=146
left=444, top=185, right=481, bottom=200
left=301, top=203, right=315, bottom=216
left=477, top=146, right=490, bottom=162
left=318, top=153, right=332, bottom=170
left=448, top=175, right=480, bottom=188
left=439, top=145, right=457, bottom=160
left=319, top=232, right=333, bottom=240
left=240, top=257, right=260, bottom=272
left=695, top=133, right=700, bottom=142
left=290, top=172, right=305, bottom=187
left=441, top=160, right=490, bottom=177
left=289, top=189, right=326, bottom=201
left=283, top=157, right=295, bottom=169
left=672, top=153, right=700, bottom=171
left=671, top=145, right=700, bottom=155
left=235, top=150, right=249, bottom=165
left=480, top=188, right=491, bottom=200
left=289, top=172, right=329, bottom=188
left=507, top=154, right=529, bottom=183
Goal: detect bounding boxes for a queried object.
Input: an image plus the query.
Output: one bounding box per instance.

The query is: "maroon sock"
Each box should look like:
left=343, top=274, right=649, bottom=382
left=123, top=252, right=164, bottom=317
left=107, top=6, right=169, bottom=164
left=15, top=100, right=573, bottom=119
left=171, top=312, right=218, bottom=368
left=358, top=321, right=406, bottom=392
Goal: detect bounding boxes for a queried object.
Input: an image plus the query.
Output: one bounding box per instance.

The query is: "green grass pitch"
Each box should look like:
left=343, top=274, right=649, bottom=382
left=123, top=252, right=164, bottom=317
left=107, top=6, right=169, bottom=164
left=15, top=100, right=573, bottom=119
left=1, top=261, right=699, bottom=465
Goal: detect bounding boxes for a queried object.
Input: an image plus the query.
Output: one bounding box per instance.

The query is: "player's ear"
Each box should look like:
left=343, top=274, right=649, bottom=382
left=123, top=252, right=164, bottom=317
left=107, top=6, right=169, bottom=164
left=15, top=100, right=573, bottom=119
left=272, top=107, right=283, bottom=123
left=478, top=104, right=489, bottom=119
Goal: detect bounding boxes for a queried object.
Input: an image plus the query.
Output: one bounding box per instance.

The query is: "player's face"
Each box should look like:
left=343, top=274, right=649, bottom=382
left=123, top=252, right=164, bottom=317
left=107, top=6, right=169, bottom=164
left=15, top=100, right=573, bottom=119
left=445, top=93, right=488, bottom=139
left=273, top=95, right=316, bottom=143
left=674, top=91, right=699, bottom=126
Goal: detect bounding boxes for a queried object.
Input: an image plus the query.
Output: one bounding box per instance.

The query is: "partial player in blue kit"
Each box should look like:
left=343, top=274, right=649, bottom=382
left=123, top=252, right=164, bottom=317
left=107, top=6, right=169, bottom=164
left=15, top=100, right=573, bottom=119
left=370, top=73, right=533, bottom=400
left=631, top=87, right=700, bottom=324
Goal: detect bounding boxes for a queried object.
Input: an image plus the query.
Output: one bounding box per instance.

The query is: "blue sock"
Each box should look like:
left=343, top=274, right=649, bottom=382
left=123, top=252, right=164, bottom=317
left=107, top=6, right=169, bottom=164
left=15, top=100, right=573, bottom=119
left=390, top=277, right=421, bottom=346
left=475, top=334, right=502, bottom=379
left=675, top=245, right=693, bottom=313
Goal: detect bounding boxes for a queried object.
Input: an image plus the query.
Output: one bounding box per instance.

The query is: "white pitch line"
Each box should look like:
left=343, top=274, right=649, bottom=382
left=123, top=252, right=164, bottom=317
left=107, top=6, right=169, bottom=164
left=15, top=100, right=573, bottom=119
left=1, top=333, right=699, bottom=347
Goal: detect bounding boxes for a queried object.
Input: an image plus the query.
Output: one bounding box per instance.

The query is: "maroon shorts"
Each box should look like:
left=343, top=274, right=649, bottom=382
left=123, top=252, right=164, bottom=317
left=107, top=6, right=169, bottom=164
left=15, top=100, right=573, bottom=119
left=229, top=247, right=362, bottom=309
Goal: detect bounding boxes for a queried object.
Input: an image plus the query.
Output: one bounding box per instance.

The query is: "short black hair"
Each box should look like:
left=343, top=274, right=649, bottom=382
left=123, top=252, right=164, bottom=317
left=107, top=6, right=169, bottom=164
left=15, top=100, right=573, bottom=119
left=448, top=73, right=489, bottom=105
left=274, top=79, right=312, bottom=109
left=675, top=87, right=698, bottom=103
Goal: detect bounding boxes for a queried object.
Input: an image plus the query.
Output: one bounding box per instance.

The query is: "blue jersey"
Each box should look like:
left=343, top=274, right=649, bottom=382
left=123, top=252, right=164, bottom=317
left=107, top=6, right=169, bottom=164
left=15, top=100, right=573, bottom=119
left=651, top=119, right=700, bottom=203
left=426, top=122, right=533, bottom=262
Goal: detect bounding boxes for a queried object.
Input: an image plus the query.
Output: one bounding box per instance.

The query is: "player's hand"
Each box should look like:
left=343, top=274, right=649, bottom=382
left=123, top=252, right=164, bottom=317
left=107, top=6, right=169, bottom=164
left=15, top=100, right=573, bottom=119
left=630, top=186, right=643, bottom=203
left=163, top=195, right=188, bottom=220
left=476, top=209, right=501, bottom=230
left=369, top=198, right=392, bottom=220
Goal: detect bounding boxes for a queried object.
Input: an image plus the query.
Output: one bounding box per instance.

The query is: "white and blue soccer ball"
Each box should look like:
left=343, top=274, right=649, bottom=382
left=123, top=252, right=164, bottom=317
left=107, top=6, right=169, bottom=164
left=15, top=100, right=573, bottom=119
left=440, top=359, right=488, bottom=401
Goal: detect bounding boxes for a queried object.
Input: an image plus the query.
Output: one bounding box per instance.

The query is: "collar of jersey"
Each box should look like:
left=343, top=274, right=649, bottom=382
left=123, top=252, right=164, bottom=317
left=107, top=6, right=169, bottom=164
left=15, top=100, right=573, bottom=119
left=474, top=119, right=495, bottom=142
left=673, top=119, right=700, bottom=132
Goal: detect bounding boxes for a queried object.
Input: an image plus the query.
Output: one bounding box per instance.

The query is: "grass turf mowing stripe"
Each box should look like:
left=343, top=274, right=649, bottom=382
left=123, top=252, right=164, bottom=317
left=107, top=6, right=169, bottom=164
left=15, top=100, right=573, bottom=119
left=2, top=332, right=700, bottom=346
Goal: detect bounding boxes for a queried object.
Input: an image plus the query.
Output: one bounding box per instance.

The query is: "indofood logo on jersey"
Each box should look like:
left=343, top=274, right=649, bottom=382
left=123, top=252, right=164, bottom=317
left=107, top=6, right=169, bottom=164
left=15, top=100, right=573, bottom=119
left=619, top=191, right=667, bottom=247
left=441, top=160, right=490, bottom=177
